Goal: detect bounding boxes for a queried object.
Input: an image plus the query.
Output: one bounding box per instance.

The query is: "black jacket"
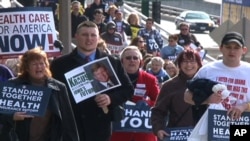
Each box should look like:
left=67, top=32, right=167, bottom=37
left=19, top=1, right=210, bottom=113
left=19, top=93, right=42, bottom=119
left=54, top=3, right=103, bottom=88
left=50, top=49, right=134, bottom=141
left=0, top=77, right=79, bottom=141
left=84, top=3, right=106, bottom=21
left=71, top=13, right=88, bottom=37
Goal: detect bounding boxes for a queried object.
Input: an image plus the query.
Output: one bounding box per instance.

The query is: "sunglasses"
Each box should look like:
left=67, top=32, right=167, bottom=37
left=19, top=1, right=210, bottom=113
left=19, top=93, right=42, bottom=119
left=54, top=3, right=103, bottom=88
left=125, top=56, right=139, bottom=60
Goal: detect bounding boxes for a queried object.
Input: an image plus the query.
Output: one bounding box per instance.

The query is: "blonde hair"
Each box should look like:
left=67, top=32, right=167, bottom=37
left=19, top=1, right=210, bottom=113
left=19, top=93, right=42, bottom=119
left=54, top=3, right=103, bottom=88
left=5, top=58, right=19, bottom=76
left=108, top=4, right=118, bottom=14
left=97, top=38, right=111, bottom=54
left=127, top=12, right=140, bottom=25
left=150, top=56, right=165, bottom=67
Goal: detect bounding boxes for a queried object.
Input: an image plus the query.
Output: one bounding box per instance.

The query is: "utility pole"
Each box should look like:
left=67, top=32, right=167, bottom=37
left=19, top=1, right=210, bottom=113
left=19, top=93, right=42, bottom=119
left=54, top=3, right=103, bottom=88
left=152, top=0, right=161, bottom=24
left=59, top=0, right=72, bottom=54
left=141, top=0, right=149, bottom=17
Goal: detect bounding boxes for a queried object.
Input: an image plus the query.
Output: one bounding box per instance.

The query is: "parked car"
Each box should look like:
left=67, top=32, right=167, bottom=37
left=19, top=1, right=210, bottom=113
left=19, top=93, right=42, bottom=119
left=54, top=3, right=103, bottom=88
left=175, top=10, right=217, bottom=32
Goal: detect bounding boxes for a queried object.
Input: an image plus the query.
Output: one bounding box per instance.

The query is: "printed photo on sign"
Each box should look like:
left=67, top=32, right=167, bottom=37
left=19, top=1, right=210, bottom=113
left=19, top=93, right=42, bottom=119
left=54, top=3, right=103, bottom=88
left=0, top=82, right=51, bottom=117
left=112, top=100, right=152, bottom=133
left=163, top=127, right=193, bottom=141
left=208, top=109, right=250, bottom=141
left=64, top=57, right=121, bottom=103
left=0, top=7, right=60, bottom=59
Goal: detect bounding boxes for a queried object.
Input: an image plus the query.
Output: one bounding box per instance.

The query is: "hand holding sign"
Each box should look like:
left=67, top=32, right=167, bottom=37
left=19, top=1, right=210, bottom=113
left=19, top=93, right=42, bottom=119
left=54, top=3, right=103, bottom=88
left=95, top=94, right=110, bottom=114
left=13, top=112, right=34, bottom=121
left=102, top=106, right=109, bottom=114
left=157, top=130, right=169, bottom=140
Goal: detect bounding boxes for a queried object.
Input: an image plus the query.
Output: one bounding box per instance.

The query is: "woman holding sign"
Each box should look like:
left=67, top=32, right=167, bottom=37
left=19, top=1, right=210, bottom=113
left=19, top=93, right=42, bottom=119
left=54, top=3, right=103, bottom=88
left=151, top=49, right=203, bottom=140
left=0, top=47, right=79, bottom=141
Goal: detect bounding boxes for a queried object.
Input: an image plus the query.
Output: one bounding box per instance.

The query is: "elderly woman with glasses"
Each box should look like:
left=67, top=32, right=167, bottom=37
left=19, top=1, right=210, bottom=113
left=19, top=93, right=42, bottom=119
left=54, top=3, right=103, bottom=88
left=160, top=34, right=184, bottom=62
left=146, top=56, right=170, bottom=88
left=151, top=49, right=203, bottom=140
left=111, top=46, right=159, bottom=141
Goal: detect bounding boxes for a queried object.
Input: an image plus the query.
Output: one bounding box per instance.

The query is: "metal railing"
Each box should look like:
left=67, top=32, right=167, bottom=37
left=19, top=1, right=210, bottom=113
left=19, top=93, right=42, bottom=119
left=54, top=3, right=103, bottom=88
left=6, top=0, right=216, bottom=62
left=124, top=3, right=217, bottom=62
left=125, top=1, right=220, bottom=25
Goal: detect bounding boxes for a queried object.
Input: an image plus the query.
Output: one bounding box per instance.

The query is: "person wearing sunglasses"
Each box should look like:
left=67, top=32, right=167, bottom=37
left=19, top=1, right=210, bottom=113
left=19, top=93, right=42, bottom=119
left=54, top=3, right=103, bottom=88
left=111, top=46, right=159, bottom=141
left=101, top=21, right=124, bottom=55
left=130, top=36, right=147, bottom=57
left=177, top=22, right=201, bottom=48
left=160, top=34, right=184, bottom=62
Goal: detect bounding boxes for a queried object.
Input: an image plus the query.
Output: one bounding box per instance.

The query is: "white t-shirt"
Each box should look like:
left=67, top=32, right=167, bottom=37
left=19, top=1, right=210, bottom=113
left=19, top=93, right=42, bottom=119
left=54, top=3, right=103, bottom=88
left=194, top=60, right=250, bottom=109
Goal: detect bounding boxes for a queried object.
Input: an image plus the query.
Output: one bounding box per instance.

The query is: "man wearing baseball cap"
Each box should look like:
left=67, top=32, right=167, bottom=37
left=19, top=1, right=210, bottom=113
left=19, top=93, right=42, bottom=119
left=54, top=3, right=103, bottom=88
left=184, top=31, right=250, bottom=122
left=221, top=31, right=245, bottom=47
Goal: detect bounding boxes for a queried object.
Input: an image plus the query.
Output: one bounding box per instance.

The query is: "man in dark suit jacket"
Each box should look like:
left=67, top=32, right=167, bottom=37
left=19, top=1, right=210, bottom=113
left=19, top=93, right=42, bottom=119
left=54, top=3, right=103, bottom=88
left=91, top=62, right=119, bottom=92
left=50, top=21, right=133, bottom=141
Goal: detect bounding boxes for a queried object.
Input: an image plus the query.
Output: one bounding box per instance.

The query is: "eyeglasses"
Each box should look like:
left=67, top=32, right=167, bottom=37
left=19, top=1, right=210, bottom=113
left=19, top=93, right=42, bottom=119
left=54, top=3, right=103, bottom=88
left=181, top=28, right=188, bottom=31
left=125, top=56, right=139, bottom=60
left=182, top=60, right=197, bottom=64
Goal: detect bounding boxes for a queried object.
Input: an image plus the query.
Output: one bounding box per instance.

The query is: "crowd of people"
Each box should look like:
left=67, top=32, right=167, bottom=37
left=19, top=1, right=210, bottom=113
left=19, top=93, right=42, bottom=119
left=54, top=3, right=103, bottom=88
left=0, top=0, right=250, bottom=141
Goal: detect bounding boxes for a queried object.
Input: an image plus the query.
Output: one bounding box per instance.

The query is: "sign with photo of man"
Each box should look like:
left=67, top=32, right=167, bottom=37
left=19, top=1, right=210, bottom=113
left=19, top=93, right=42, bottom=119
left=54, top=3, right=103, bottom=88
left=64, top=57, right=121, bottom=103
left=0, top=82, right=51, bottom=117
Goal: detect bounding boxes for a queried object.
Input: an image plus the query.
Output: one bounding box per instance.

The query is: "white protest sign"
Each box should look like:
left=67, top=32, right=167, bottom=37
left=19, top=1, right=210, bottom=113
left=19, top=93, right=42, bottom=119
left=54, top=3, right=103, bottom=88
left=107, top=43, right=125, bottom=55
left=64, top=57, right=121, bottom=103
left=0, top=7, right=60, bottom=59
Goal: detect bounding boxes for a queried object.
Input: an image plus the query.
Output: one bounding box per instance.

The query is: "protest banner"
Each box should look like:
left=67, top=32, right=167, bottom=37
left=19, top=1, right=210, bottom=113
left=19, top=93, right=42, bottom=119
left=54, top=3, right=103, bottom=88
left=0, top=82, right=51, bottom=117
left=163, top=127, right=193, bottom=141
left=113, top=101, right=193, bottom=140
left=64, top=57, right=121, bottom=103
left=208, top=109, right=250, bottom=141
left=0, top=7, right=60, bottom=59
left=112, top=101, right=152, bottom=133
left=106, top=43, right=125, bottom=55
